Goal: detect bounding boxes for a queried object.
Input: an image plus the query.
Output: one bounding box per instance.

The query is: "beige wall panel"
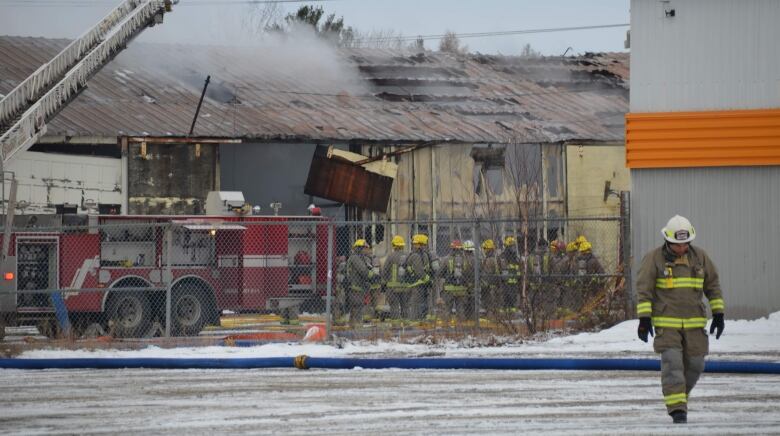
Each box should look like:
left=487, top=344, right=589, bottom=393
left=566, top=143, right=630, bottom=270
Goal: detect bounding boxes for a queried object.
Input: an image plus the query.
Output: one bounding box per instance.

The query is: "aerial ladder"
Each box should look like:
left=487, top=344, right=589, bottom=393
left=0, top=0, right=177, bottom=338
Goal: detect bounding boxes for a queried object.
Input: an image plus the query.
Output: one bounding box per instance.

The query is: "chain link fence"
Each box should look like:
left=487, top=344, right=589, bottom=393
left=332, top=217, right=630, bottom=339
left=0, top=215, right=630, bottom=345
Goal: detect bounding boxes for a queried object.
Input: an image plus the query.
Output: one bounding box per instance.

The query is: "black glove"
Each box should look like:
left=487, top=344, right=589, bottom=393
left=637, top=317, right=653, bottom=343
left=710, top=313, right=724, bottom=339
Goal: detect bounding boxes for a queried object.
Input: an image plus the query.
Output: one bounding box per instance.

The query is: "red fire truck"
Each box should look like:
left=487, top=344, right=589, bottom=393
left=2, top=213, right=331, bottom=338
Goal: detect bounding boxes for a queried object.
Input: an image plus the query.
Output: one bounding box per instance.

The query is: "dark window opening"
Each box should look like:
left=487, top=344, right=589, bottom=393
left=471, top=144, right=506, bottom=195
left=30, top=143, right=121, bottom=158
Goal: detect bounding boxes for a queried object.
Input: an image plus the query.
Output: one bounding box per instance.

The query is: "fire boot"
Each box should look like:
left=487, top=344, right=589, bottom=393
left=670, top=410, right=687, bottom=424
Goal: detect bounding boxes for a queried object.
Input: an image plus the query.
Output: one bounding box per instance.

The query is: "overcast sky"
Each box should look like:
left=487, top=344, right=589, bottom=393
left=0, top=0, right=630, bottom=55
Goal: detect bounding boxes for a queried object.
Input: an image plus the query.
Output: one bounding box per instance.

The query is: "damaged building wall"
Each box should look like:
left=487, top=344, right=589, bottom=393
left=220, top=142, right=347, bottom=218
left=567, top=143, right=629, bottom=218
left=369, top=142, right=566, bottom=255
left=384, top=143, right=565, bottom=219
left=565, top=142, right=630, bottom=264
left=221, top=142, right=316, bottom=217
left=127, top=142, right=217, bottom=215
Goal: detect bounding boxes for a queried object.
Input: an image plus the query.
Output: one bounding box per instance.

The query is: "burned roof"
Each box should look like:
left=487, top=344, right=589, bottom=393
left=0, top=36, right=628, bottom=144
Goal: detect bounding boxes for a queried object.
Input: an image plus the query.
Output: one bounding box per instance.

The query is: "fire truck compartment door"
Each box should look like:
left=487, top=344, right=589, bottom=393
left=0, top=256, right=17, bottom=313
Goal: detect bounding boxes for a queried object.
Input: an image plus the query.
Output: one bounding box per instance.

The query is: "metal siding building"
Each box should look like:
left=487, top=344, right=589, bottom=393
left=630, top=0, right=780, bottom=112
left=629, top=0, right=780, bottom=318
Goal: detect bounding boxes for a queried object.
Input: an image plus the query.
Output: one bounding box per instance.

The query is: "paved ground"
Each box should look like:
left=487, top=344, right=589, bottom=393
left=1, top=367, right=779, bottom=435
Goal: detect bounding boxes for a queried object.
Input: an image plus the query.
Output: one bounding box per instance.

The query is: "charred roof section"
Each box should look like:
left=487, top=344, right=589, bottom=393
left=0, top=36, right=628, bottom=144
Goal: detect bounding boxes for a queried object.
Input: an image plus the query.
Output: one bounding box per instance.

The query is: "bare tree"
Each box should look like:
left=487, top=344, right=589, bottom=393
left=411, top=36, right=425, bottom=52
left=504, top=141, right=548, bottom=334
left=242, top=3, right=284, bottom=35
left=520, top=43, right=541, bottom=58
left=344, top=29, right=406, bottom=49
left=439, top=30, right=467, bottom=54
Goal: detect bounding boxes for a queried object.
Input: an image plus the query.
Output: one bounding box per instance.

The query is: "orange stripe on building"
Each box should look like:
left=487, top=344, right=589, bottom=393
left=626, top=108, right=780, bottom=168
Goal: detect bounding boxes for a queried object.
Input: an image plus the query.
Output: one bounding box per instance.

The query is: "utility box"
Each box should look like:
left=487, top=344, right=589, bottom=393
left=205, top=191, right=246, bottom=215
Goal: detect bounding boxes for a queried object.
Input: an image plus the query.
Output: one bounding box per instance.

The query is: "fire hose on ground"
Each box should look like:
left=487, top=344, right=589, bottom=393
left=1, top=356, right=779, bottom=373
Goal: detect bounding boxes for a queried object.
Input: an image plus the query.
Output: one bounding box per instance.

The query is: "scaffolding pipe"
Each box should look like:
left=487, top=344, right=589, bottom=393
left=2, top=357, right=780, bottom=374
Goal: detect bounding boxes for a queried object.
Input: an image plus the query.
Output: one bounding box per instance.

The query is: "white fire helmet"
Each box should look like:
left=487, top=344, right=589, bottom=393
left=662, top=215, right=696, bottom=244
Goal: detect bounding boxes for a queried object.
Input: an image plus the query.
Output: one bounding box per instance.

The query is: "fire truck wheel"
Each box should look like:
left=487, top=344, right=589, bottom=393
left=172, top=290, right=208, bottom=336
left=107, top=292, right=151, bottom=338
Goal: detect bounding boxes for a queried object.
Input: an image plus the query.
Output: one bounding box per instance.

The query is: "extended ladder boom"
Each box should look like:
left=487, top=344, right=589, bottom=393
left=0, top=0, right=175, bottom=168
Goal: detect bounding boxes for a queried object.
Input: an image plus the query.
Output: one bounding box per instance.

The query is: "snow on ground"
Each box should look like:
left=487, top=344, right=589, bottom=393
left=16, top=312, right=780, bottom=361
left=3, top=313, right=780, bottom=434
left=2, top=363, right=779, bottom=434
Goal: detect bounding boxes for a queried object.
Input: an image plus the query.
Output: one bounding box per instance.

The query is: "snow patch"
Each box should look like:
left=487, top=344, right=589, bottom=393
left=17, top=312, right=780, bottom=360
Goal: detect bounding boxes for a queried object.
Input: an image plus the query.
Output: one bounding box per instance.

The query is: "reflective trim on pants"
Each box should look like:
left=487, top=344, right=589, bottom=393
left=664, top=392, right=687, bottom=406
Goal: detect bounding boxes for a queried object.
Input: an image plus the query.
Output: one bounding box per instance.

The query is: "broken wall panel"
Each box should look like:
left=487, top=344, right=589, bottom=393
left=387, top=143, right=565, bottom=222
left=304, top=145, right=393, bottom=213
left=127, top=142, right=217, bottom=215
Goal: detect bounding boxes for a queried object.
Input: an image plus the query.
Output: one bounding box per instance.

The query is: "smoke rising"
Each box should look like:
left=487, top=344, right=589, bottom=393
left=113, top=22, right=370, bottom=105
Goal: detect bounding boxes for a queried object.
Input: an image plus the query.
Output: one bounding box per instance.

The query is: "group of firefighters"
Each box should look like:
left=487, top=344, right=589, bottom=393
left=333, top=214, right=725, bottom=424
left=334, top=232, right=605, bottom=325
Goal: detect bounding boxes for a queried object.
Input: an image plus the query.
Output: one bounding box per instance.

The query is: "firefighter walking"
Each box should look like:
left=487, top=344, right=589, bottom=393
left=636, top=215, right=725, bottom=424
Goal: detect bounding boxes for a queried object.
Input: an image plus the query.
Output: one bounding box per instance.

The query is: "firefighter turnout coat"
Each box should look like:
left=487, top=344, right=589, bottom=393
left=636, top=245, right=725, bottom=335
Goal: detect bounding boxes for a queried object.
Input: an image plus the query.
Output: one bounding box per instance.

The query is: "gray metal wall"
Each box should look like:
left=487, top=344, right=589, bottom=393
left=629, top=0, right=780, bottom=319
left=220, top=142, right=345, bottom=218
left=630, top=0, right=780, bottom=112
left=632, top=167, right=780, bottom=319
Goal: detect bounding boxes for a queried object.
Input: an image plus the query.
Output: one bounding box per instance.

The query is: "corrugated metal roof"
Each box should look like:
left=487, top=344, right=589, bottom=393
left=0, top=36, right=628, bottom=144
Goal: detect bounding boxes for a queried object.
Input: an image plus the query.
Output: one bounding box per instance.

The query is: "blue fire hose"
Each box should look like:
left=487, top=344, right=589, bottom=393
left=1, top=356, right=779, bottom=374
left=50, top=292, right=72, bottom=336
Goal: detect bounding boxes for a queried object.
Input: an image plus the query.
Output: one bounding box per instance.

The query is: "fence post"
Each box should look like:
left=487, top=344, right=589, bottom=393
left=620, top=191, right=633, bottom=319
left=165, top=224, right=172, bottom=337
left=473, top=219, right=481, bottom=328
left=325, top=222, right=334, bottom=341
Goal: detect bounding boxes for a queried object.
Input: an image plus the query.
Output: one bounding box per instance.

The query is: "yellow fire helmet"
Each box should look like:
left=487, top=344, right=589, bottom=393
left=575, top=235, right=588, bottom=246
left=503, top=236, right=516, bottom=247
left=353, top=238, right=369, bottom=248
left=391, top=235, right=405, bottom=248
left=412, top=234, right=429, bottom=245
left=566, top=241, right=578, bottom=253
left=579, top=241, right=593, bottom=253
left=481, top=239, right=495, bottom=250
